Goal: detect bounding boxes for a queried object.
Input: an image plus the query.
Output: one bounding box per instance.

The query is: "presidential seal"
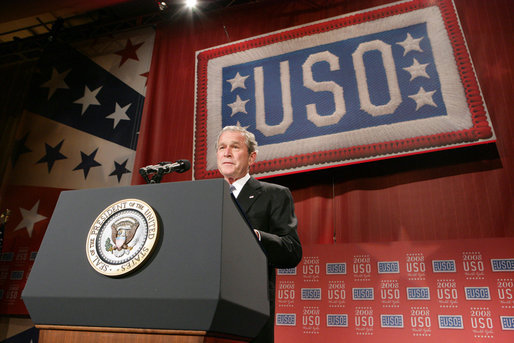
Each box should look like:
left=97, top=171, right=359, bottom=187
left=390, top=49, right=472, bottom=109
left=86, top=199, right=159, bottom=276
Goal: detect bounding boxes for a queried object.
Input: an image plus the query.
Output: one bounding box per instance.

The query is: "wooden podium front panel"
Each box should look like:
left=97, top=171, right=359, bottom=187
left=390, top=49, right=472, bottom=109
left=37, top=326, right=250, bottom=343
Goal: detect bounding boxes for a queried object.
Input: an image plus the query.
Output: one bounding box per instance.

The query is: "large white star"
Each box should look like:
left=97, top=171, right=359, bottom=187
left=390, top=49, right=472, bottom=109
left=106, top=102, right=131, bottom=129
left=14, top=200, right=47, bottom=238
left=227, top=72, right=249, bottom=91
left=397, top=33, right=423, bottom=56
left=403, top=58, right=430, bottom=81
left=228, top=95, right=249, bottom=116
left=74, top=86, right=103, bottom=115
left=41, top=68, right=71, bottom=99
left=409, top=87, right=437, bottom=110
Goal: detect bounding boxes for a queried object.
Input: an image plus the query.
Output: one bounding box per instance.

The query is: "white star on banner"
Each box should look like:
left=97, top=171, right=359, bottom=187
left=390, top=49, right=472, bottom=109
left=41, top=68, right=72, bottom=99
left=227, top=72, right=249, bottom=91
left=403, top=58, right=430, bottom=81
left=397, top=33, right=423, bottom=56
left=409, top=87, right=437, bottom=110
left=74, top=85, right=103, bottom=115
left=228, top=95, right=249, bottom=116
left=106, top=102, right=131, bottom=129
left=14, top=200, right=47, bottom=238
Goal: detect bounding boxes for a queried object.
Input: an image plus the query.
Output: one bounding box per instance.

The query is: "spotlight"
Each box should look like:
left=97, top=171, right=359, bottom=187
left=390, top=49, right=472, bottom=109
left=156, top=1, right=168, bottom=11
left=185, top=0, right=198, bottom=8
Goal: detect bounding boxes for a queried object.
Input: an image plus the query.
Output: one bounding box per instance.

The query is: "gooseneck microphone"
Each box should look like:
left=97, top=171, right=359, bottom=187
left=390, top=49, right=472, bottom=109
left=139, top=159, right=191, bottom=184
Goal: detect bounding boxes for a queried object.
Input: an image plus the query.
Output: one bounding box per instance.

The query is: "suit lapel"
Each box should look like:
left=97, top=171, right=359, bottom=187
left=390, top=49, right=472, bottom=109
left=236, top=177, right=262, bottom=213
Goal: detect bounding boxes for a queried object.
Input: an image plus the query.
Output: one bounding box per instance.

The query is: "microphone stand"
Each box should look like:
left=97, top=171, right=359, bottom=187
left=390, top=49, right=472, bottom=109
left=139, top=167, right=165, bottom=184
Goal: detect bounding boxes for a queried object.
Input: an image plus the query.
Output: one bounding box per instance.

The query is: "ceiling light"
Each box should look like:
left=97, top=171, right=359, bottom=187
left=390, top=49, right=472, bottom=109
left=157, top=1, right=168, bottom=11
left=185, top=0, right=198, bottom=9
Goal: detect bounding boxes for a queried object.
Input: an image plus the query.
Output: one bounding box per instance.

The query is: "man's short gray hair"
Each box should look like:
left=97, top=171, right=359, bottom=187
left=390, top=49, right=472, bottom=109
left=216, top=126, right=258, bottom=154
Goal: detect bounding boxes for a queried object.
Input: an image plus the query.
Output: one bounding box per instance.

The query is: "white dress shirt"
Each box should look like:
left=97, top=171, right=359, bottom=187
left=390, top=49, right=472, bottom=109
left=229, top=173, right=250, bottom=199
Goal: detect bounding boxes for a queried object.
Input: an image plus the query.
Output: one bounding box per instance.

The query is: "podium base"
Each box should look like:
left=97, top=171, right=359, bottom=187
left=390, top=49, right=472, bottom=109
left=37, top=325, right=251, bottom=343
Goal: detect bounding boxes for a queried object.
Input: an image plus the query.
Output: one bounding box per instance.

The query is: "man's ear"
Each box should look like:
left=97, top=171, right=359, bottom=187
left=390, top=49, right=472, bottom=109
left=249, top=151, right=257, bottom=166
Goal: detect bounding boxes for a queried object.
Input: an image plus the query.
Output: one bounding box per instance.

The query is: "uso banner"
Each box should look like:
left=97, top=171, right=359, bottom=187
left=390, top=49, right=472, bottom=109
left=193, top=0, right=495, bottom=179
left=275, top=238, right=514, bottom=342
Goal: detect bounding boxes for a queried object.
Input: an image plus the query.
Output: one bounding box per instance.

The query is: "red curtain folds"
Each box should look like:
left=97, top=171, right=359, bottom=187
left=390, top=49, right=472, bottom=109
left=133, top=0, right=514, bottom=245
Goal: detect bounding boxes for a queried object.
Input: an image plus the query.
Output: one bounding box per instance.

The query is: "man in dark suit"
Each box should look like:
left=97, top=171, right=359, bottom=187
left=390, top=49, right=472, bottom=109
left=216, top=126, right=302, bottom=342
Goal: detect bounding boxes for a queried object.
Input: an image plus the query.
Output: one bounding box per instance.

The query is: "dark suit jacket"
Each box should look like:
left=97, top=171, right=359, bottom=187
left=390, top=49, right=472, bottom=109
left=235, top=177, right=302, bottom=342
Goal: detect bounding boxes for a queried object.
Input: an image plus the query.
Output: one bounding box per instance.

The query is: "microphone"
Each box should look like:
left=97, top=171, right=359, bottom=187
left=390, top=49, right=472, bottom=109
left=139, top=159, right=190, bottom=184
left=140, top=159, right=191, bottom=175
left=158, top=159, right=191, bottom=174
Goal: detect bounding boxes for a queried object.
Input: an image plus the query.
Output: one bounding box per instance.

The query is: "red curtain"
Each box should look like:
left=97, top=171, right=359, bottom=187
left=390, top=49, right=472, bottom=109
left=133, top=0, right=514, bottom=246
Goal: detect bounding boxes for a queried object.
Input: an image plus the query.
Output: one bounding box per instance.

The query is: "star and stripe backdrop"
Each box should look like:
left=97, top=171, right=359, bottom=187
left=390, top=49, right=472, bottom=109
left=0, top=28, right=155, bottom=314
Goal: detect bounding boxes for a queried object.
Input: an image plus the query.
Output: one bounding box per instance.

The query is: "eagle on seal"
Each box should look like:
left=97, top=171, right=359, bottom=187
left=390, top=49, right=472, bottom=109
left=111, top=217, right=139, bottom=251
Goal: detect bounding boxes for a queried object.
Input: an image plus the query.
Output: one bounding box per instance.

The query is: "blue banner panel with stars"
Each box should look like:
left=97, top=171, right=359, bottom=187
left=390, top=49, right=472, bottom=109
left=194, top=0, right=494, bottom=179
left=25, top=44, right=144, bottom=150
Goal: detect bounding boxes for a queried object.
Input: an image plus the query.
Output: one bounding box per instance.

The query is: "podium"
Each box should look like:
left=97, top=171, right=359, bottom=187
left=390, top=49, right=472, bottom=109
left=22, top=179, right=270, bottom=342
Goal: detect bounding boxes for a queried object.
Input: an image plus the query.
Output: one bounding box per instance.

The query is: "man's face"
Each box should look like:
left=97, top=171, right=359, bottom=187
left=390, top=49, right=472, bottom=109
left=217, top=130, right=256, bottom=183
